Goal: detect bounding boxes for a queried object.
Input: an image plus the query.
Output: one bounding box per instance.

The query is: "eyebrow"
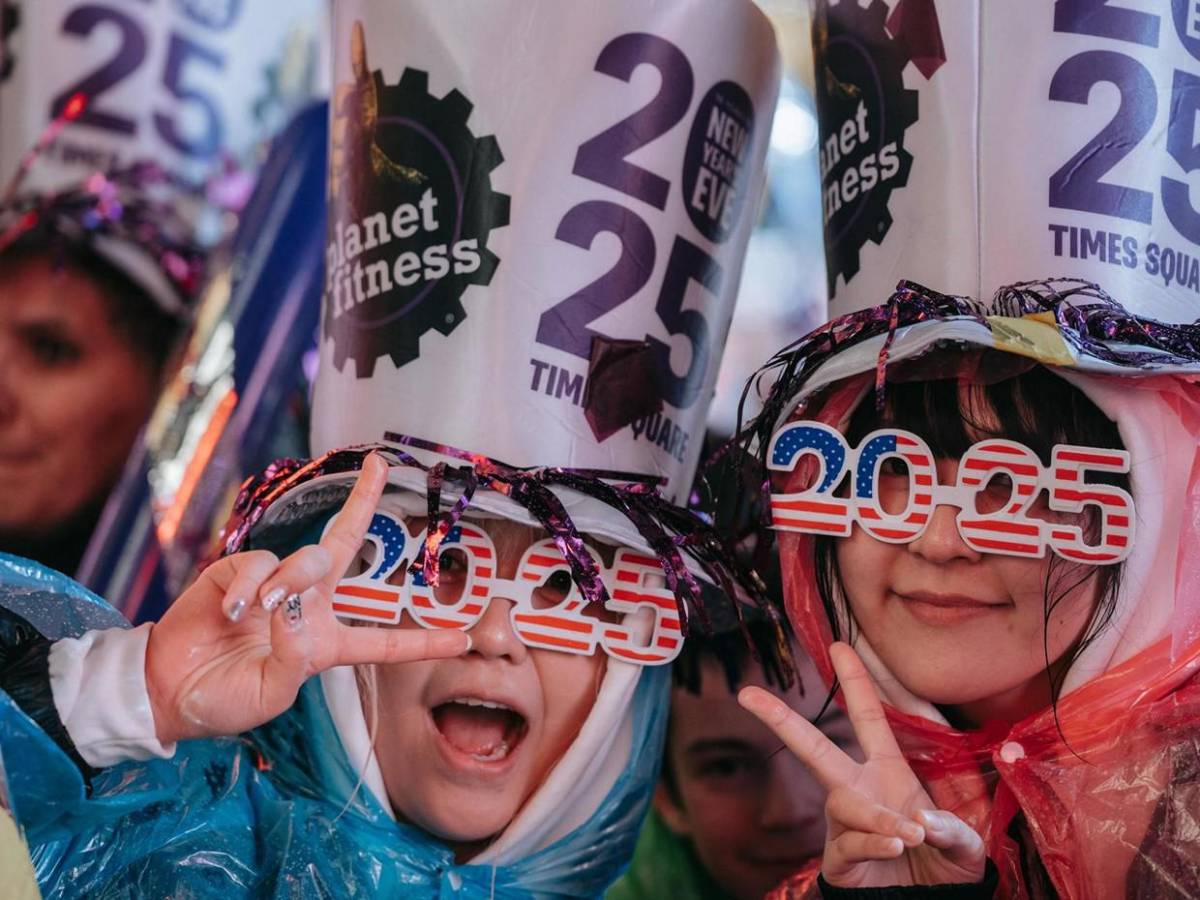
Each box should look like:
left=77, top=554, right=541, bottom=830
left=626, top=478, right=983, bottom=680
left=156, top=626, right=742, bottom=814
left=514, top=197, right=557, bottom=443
left=15, top=316, right=75, bottom=335
left=683, top=738, right=759, bottom=758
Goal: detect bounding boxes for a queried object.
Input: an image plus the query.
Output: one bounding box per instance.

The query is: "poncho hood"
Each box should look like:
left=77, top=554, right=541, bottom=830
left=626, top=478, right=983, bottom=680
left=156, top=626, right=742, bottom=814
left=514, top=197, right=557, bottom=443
left=744, top=281, right=1200, bottom=899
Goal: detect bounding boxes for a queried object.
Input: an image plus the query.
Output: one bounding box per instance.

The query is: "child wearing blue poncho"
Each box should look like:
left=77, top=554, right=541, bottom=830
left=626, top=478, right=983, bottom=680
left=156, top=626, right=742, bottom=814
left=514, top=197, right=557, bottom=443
left=0, top=452, right=757, bottom=898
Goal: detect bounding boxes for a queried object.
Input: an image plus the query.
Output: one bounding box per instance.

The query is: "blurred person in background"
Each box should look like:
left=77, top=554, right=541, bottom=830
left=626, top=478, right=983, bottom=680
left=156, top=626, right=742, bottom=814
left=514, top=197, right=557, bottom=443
left=610, top=612, right=859, bottom=900
left=0, top=169, right=205, bottom=575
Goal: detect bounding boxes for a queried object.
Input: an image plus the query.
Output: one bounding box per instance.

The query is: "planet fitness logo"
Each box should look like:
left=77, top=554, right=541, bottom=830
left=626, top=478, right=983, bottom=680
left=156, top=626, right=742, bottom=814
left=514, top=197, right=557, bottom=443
left=326, top=39, right=510, bottom=378
left=814, top=0, right=943, bottom=295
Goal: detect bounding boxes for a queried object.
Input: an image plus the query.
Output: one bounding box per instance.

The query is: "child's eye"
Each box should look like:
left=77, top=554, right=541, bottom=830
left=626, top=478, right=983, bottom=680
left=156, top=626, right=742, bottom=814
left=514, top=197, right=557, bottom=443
left=22, top=327, right=82, bottom=367
left=433, top=548, right=469, bottom=604
left=438, top=549, right=467, bottom=574
left=878, top=461, right=911, bottom=513
left=975, top=473, right=1015, bottom=514
left=531, top=570, right=574, bottom=608
left=695, top=754, right=767, bottom=790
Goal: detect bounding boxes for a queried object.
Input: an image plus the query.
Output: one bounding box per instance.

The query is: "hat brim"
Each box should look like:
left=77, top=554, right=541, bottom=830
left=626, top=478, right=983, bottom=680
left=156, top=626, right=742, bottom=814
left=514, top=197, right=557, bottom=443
left=771, top=312, right=1200, bottom=435
left=248, top=449, right=712, bottom=582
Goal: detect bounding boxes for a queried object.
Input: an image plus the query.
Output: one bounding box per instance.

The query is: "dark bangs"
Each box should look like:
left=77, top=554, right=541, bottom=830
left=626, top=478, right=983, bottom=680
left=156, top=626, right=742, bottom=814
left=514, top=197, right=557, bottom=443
left=843, top=357, right=1125, bottom=467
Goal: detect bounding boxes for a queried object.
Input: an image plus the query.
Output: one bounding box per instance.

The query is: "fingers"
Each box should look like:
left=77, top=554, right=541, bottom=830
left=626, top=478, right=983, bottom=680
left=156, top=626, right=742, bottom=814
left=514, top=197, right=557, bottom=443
left=333, top=625, right=471, bottom=669
left=212, top=550, right=280, bottom=622
left=829, top=830, right=905, bottom=866
left=259, top=591, right=317, bottom=712
left=258, top=545, right=333, bottom=612
left=830, top=642, right=903, bottom=762
left=826, top=786, right=925, bottom=848
left=317, top=453, right=388, bottom=594
left=918, top=809, right=986, bottom=866
left=738, top=685, right=857, bottom=790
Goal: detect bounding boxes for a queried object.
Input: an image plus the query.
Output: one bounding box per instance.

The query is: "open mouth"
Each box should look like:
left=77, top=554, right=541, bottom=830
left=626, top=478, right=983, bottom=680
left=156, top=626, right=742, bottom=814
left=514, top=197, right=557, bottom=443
left=431, top=698, right=529, bottom=763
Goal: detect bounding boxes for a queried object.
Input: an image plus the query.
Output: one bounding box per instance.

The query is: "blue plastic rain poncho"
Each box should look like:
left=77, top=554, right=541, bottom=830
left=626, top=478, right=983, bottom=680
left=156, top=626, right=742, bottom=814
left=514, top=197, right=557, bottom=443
left=0, top=553, right=668, bottom=898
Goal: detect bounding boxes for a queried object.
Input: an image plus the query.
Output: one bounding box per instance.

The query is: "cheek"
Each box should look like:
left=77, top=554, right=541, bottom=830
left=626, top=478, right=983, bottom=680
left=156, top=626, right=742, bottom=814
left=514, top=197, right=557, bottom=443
left=36, top=347, right=154, bottom=467
left=1000, top=559, right=1100, bottom=653
left=686, top=785, right=759, bottom=839
left=371, top=660, right=433, bottom=727
left=530, top=650, right=604, bottom=753
left=835, top=532, right=896, bottom=607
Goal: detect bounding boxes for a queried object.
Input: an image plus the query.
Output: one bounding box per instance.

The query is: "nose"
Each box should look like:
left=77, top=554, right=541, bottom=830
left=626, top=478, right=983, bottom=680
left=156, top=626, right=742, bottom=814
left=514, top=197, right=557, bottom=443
left=758, top=755, right=823, bottom=830
left=906, top=502, right=981, bottom=564
left=906, top=459, right=981, bottom=565
left=465, top=595, right=528, bottom=664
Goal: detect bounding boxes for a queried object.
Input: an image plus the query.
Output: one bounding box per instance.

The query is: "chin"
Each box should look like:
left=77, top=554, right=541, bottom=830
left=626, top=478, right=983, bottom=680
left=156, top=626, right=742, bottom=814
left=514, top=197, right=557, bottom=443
left=414, top=796, right=517, bottom=844
left=889, top=661, right=995, bottom=708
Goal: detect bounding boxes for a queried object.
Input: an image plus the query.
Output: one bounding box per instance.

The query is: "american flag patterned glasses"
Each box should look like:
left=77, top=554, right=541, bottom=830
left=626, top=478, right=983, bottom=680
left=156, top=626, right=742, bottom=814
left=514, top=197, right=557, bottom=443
left=326, top=513, right=684, bottom=664
left=768, top=422, right=1134, bottom=565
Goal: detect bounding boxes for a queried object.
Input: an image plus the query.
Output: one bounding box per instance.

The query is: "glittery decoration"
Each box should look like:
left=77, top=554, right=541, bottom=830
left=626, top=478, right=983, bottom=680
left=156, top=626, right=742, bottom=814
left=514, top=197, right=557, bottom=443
left=734, top=278, right=1200, bottom=477
left=991, top=278, right=1200, bottom=367
left=215, top=436, right=777, bottom=658
left=0, top=161, right=210, bottom=311
left=583, top=337, right=664, bottom=442
left=0, top=95, right=245, bottom=313
left=885, top=0, right=947, bottom=80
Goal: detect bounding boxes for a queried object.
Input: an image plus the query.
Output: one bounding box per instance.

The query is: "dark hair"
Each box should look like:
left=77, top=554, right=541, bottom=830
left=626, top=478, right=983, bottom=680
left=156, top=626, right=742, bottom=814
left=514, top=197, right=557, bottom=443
left=672, top=617, right=796, bottom=696
left=813, top=360, right=1127, bottom=724
left=1, top=235, right=183, bottom=376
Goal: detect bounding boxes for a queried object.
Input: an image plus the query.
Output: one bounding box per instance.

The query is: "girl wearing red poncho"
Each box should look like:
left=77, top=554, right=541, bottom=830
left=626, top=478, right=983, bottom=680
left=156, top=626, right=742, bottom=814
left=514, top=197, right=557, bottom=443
left=734, top=281, right=1200, bottom=899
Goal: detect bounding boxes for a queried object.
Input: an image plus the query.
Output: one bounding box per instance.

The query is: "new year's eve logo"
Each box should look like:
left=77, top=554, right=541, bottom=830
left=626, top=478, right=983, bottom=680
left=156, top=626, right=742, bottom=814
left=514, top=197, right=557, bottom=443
left=814, top=0, right=944, bottom=295
left=326, top=23, right=510, bottom=378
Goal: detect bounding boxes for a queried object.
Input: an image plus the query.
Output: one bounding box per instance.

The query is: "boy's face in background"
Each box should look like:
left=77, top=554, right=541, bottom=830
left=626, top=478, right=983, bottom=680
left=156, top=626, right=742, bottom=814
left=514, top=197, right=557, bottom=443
left=655, top=649, right=859, bottom=900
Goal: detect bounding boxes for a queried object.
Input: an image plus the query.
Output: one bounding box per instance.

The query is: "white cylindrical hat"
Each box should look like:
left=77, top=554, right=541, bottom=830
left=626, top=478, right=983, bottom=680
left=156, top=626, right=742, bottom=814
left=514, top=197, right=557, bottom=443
left=312, top=0, right=781, bottom=506
left=812, top=0, right=1200, bottom=322
left=0, top=0, right=328, bottom=191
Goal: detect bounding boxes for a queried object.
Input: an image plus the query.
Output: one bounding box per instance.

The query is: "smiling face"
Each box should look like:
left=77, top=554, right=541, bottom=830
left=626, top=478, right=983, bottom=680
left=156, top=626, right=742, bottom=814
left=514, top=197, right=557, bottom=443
left=814, top=366, right=1125, bottom=727
left=0, top=251, right=158, bottom=539
left=367, top=519, right=609, bottom=853
left=835, top=455, right=1100, bottom=725
left=656, top=649, right=858, bottom=900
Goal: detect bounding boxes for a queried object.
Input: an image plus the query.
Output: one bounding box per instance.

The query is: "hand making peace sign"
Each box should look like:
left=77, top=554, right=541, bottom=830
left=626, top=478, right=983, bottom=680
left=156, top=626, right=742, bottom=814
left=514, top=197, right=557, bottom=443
left=144, top=453, right=470, bottom=746
left=739, top=642, right=988, bottom=889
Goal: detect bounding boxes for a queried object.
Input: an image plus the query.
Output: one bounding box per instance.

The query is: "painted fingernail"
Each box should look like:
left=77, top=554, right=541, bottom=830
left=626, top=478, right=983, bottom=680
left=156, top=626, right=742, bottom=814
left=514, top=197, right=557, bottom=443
left=262, top=586, right=286, bottom=611
left=919, top=810, right=942, bottom=832
left=898, top=820, right=924, bottom=843
left=226, top=597, right=247, bottom=623
left=284, top=593, right=303, bottom=629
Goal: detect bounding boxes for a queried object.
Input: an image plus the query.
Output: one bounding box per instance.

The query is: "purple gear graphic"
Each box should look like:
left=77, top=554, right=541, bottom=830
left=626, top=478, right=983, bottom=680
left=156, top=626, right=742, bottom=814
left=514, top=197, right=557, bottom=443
left=327, top=67, right=510, bottom=378
left=816, top=0, right=919, bottom=295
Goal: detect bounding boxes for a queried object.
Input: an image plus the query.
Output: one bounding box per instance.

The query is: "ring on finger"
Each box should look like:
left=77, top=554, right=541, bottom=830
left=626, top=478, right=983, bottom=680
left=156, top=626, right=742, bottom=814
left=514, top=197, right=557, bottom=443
left=283, top=592, right=303, bottom=627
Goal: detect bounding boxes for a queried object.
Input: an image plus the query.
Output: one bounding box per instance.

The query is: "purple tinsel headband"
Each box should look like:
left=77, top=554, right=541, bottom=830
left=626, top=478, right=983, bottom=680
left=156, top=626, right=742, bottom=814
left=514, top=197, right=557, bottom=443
left=216, top=437, right=784, bottom=661
left=735, top=278, right=1200, bottom=470
left=0, top=161, right=210, bottom=313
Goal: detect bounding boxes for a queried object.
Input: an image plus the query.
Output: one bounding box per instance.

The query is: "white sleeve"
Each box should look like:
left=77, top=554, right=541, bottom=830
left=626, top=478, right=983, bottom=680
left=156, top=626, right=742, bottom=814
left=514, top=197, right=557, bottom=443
left=48, top=624, right=177, bottom=768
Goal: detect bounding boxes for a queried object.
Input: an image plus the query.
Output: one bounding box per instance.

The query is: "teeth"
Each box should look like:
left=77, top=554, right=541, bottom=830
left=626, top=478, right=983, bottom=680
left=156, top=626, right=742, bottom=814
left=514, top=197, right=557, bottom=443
left=471, top=741, right=511, bottom=762
left=450, top=697, right=511, bottom=711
